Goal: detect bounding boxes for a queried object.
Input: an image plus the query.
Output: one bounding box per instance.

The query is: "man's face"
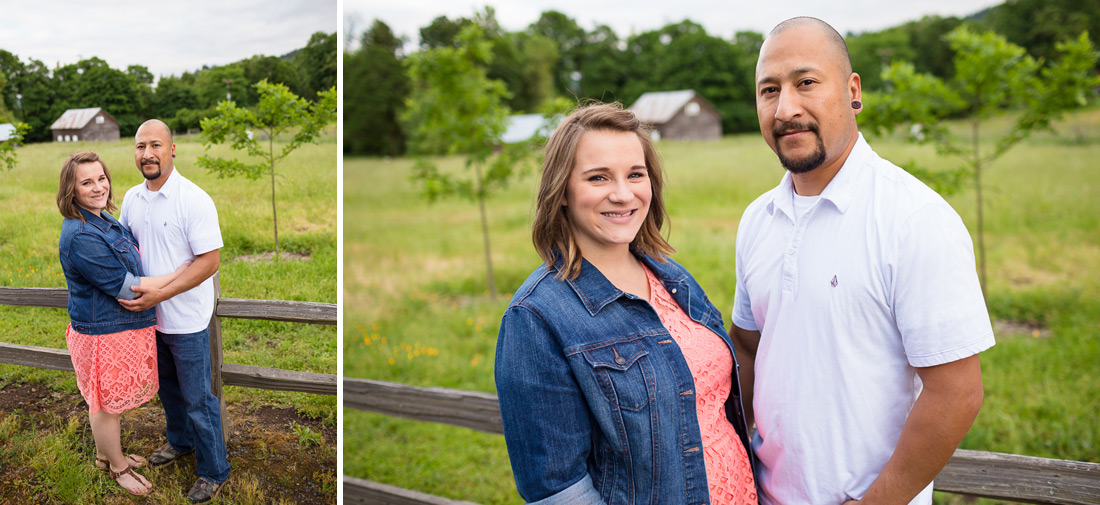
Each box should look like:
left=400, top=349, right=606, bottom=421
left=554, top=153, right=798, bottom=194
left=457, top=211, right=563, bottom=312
left=134, top=124, right=175, bottom=181
left=755, top=26, right=859, bottom=174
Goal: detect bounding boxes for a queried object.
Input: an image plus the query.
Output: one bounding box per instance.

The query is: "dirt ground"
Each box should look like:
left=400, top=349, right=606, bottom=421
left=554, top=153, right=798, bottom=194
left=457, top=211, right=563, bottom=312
left=0, top=382, right=336, bottom=504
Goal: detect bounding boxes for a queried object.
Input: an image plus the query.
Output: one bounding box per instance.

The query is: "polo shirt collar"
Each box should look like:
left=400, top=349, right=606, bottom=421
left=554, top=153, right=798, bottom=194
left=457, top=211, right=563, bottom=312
left=142, top=166, right=180, bottom=198
left=766, top=132, right=873, bottom=218
left=77, top=205, right=122, bottom=232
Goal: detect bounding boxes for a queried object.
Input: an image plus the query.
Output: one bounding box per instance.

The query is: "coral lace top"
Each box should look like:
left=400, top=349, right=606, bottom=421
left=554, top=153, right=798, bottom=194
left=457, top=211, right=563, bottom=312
left=66, top=325, right=158, bottom=414
left=645, top=266, right=758, bottom=505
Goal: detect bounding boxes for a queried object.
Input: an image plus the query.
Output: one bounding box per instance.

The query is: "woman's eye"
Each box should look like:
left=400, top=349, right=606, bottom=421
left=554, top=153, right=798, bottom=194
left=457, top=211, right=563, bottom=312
left=588, top=175, right=607, bottom=182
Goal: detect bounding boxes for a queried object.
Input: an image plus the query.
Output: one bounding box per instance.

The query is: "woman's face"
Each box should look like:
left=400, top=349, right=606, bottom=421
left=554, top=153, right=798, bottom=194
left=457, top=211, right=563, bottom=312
left=564, top=130, right=651, bottom=257
left=73, top=161, right=110, bottom=215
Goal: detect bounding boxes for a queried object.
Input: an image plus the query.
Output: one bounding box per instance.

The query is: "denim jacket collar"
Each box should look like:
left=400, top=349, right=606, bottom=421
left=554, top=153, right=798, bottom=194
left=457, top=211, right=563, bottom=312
left=560, top=253, right=694, bottom=318
left=76, top=206, right=122, bottom=234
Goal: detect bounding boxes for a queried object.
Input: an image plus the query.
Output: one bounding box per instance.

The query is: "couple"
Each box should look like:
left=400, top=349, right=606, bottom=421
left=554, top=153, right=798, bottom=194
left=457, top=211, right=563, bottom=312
left=495, top=17, right=996, bottom=505
left=56, top=119, right=230, bottom=501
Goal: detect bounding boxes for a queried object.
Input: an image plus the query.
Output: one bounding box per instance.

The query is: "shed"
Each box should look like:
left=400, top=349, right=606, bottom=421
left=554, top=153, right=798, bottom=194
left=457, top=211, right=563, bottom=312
left=50, top=108, right=120, bottom=142
left=0, top=123, right=15, bottom=142
left=628, top=90, right=721, bottom=141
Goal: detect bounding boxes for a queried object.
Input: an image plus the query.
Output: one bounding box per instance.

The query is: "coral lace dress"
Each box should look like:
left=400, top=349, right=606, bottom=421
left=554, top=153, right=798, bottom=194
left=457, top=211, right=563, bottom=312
left=645, top=265, right=758, bottom=505
left=66, top=325, right=157, bottom=414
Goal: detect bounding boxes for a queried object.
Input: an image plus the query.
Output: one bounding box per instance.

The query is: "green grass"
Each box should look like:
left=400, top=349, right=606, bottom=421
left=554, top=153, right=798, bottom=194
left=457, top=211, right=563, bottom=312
left=343, top=108, right=1100, bottom=504
left=0, top=132, right=336, bottom=501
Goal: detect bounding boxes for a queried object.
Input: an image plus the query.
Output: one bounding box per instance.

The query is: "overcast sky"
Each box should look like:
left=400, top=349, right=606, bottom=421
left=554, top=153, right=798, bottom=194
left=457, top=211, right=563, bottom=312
left=1, top=0, right=337, bottom=81
left=345, top=0, right=1003, bottom=51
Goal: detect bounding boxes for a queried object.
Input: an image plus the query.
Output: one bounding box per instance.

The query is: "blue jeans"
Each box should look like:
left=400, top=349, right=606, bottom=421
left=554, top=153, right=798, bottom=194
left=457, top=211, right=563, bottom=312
left=156, top=329, right=231, bottom=483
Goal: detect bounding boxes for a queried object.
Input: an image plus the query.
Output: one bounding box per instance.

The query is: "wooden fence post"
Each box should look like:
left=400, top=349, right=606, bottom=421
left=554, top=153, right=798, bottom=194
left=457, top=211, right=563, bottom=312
left=209, top=272, right=228, bottom=444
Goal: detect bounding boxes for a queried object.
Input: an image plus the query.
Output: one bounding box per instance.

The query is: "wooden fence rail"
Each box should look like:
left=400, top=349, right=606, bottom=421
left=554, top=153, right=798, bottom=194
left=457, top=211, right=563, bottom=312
left=0, top=279, right=337, bottom=442
left=342, top=378, right=1100, bottom=505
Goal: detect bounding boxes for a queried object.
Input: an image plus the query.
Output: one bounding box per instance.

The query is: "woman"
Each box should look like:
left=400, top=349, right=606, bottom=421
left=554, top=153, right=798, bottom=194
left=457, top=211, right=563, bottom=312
left=495, top=103, right=757, bottom=504
left=57, top=151, right=185, bottom=496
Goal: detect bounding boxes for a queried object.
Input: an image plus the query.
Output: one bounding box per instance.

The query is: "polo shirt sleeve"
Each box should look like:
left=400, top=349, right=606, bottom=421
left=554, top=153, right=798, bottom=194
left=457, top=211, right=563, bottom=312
left=893, top=201, right=995, bottom=368
left=69, top=233, right=139, bottom=300
left=185, top=190, right=223, bottom=256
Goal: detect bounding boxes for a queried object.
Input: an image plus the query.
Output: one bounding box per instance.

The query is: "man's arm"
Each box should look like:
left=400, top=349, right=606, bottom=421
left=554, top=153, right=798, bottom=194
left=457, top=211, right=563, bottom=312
left=844, top=354, right=985, bottom=505
left=118, top=249, right=220, bottom=311
left=729, top=324, right=761, bottom=430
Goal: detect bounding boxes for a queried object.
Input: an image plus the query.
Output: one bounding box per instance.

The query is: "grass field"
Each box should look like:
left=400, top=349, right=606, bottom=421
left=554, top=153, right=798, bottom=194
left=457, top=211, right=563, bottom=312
left=0, top=130, right=337, bottom=503
left=343, top=109, right=1100, bottom=504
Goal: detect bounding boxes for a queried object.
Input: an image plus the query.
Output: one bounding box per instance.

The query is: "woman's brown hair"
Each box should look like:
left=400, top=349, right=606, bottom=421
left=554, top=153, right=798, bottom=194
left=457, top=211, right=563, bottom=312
left=57, top=151, right=117, bottom=220
left=532, top=102, right=674, bottom=280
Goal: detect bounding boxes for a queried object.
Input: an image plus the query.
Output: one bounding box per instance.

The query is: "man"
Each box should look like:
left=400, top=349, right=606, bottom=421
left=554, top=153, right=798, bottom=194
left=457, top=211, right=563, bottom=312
left=119, top=119, right=230, bottom=503
left=730, top=17, right=995, bottom=505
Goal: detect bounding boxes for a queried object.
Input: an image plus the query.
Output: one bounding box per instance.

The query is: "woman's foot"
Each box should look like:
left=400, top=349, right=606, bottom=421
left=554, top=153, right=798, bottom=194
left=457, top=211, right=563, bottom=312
left=110, top=465, right=153, bottom=495
left=95, top=454, right=146, bottom=470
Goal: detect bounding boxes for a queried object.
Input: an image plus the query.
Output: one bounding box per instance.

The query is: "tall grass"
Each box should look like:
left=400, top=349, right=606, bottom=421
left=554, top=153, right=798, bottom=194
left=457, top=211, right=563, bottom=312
left=344, top=109, right=1100, bottom=504
left=0, top=131, right=337, bottom=414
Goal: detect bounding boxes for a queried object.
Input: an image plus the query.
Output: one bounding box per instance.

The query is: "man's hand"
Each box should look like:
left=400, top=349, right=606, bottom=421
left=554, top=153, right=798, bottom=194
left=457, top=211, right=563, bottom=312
left=119, top=284, right=166, bottom=311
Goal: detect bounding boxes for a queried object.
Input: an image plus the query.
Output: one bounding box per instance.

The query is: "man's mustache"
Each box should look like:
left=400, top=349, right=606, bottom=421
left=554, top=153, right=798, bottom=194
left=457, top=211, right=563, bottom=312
left=774, top=121, right=819, bottom=138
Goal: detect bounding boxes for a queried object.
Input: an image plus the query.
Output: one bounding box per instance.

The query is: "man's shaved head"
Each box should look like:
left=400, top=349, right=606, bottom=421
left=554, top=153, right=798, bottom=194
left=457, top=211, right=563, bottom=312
left=764, top=16, right=852, bottom=76
left=137, top=119, right=173, bottom=143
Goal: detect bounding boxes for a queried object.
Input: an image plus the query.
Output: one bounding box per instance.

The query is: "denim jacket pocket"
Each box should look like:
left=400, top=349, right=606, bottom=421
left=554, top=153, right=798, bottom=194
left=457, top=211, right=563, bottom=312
left=110, top=236, right=140, bottom=272
left=582, top=340, right=654, bottom=411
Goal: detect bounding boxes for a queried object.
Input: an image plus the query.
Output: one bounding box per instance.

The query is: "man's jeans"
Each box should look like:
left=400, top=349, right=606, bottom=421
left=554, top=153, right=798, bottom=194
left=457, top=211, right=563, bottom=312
left=156, top=328, right=231, bottom=483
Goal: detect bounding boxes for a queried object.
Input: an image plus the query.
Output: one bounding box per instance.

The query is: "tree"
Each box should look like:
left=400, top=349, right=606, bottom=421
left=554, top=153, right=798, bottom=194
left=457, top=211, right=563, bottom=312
left=293, top=32, right=337, bottom=101
left=403, top=24, right=533, bottom=299
left=345, top=19, right=408, bottom=156
left=196, top=80, right=336, bottom=259
left=861, top=26, right=1099, bottom=293
left=0, top=122, right=28, bottom=171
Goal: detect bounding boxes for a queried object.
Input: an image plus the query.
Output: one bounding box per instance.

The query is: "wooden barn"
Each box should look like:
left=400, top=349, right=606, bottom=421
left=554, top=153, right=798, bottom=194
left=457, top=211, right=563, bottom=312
left=628, top=90, right=721, bottom=141
left=50, top=108, right=120, bottom=142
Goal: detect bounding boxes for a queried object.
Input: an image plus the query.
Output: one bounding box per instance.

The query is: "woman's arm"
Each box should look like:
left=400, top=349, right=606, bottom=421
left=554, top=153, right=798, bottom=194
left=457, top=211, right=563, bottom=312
left=138, top=261, right=190, bottom=290
left=494, top=305, right=607, bottom=505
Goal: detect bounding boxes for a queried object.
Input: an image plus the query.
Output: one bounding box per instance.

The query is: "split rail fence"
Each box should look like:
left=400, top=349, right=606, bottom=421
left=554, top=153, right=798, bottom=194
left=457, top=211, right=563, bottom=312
left=0, top=274, right=337, bottom=441
left=342, top=380, right=1100, bottom=505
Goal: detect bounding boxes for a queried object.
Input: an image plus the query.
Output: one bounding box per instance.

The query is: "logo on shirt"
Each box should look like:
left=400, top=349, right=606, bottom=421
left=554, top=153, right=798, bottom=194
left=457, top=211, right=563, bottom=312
left=830, top=275, right=838, bottom=287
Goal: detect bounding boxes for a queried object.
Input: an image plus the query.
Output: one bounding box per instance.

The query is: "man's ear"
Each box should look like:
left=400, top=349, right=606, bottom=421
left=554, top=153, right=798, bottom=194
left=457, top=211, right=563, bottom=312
left=849, top=72, right=863, bottom=115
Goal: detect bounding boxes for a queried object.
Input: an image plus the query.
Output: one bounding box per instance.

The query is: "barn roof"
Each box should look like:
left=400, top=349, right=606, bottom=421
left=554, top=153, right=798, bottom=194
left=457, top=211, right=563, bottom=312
left=0, top=123, right=14, bottom=142
left=628, top=90, right=698, bottom=124
left=50, top=107, right=112, bottom=130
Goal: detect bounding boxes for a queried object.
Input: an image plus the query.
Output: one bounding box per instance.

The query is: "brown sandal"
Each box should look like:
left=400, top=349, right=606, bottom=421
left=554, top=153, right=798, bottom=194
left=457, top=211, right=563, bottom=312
left=110, top=465, right=152, bottom=496
left=95, top=454, right=146, bottom=471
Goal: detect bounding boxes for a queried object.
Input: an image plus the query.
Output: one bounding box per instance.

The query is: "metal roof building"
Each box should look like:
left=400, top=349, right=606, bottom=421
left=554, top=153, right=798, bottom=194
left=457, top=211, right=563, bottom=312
left=629, top=90, right=721, bottom=141
left=50, top=107, right=120, bottom=142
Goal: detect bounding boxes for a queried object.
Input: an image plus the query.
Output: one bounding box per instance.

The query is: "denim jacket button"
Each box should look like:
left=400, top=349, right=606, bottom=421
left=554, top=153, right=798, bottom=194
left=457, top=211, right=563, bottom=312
left=615, top=356, right=626, bottom=365
left=670, top=288, right=678, bottom=294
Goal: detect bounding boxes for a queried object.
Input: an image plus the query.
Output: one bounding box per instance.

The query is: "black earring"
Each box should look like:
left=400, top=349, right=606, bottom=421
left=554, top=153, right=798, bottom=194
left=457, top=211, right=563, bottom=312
left=851, top=101, right=862, bottom=109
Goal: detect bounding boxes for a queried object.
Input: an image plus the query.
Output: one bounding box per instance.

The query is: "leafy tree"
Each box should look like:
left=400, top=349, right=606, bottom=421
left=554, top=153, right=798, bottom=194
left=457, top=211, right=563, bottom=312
left=403, top=24, right=532, bottom=299
left=862, top=26, right=1099, bottom=292
left=0, top=122, right=28, bottom=171
left=345, top=19, right=408, bottom=156
left=194, top=64, right=250, bottom=109
left=985, top=0, right=1100, bottom=66
left=196, top=80, right=336, bottom=259
left=294, top=32, right=337, bottom=101
left=153, top=75, right=201, bottom=124
left=528, top=10, right=586, bottom=95
left=576, top=25, right=626, bottom=102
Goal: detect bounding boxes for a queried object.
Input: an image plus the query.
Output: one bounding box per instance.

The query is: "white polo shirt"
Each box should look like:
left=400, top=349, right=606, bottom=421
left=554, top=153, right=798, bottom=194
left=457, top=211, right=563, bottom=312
left=120, top=168, right=223, bottom=334
left=732, top=133, right=995, bottom=505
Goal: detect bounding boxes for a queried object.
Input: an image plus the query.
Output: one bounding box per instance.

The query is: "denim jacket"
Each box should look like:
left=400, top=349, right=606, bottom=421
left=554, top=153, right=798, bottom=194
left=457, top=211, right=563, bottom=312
left=495, top=253, right=754, bottom=505
left=58, top=206, right=156, bottom=334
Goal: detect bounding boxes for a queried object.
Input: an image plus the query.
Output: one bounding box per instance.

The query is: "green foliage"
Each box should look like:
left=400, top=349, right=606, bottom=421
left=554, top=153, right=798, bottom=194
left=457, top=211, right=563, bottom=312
left=861, top=26, right=1099, bottom=290
left=289, top=421, right=324, bottom=449
left=197, top=80, right=336, bottom=258
left=402, top=23, right=538, bottom=298
left=0, top=121, right=28, bottom=171
left=344, top=20, right=408, bottom=156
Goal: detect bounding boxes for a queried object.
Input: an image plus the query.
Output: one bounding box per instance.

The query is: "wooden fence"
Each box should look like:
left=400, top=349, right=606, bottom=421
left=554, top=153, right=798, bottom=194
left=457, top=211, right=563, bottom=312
left=0, top=274, right=336, bottom=441
left=342, top=378, right=1100, bottom=505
